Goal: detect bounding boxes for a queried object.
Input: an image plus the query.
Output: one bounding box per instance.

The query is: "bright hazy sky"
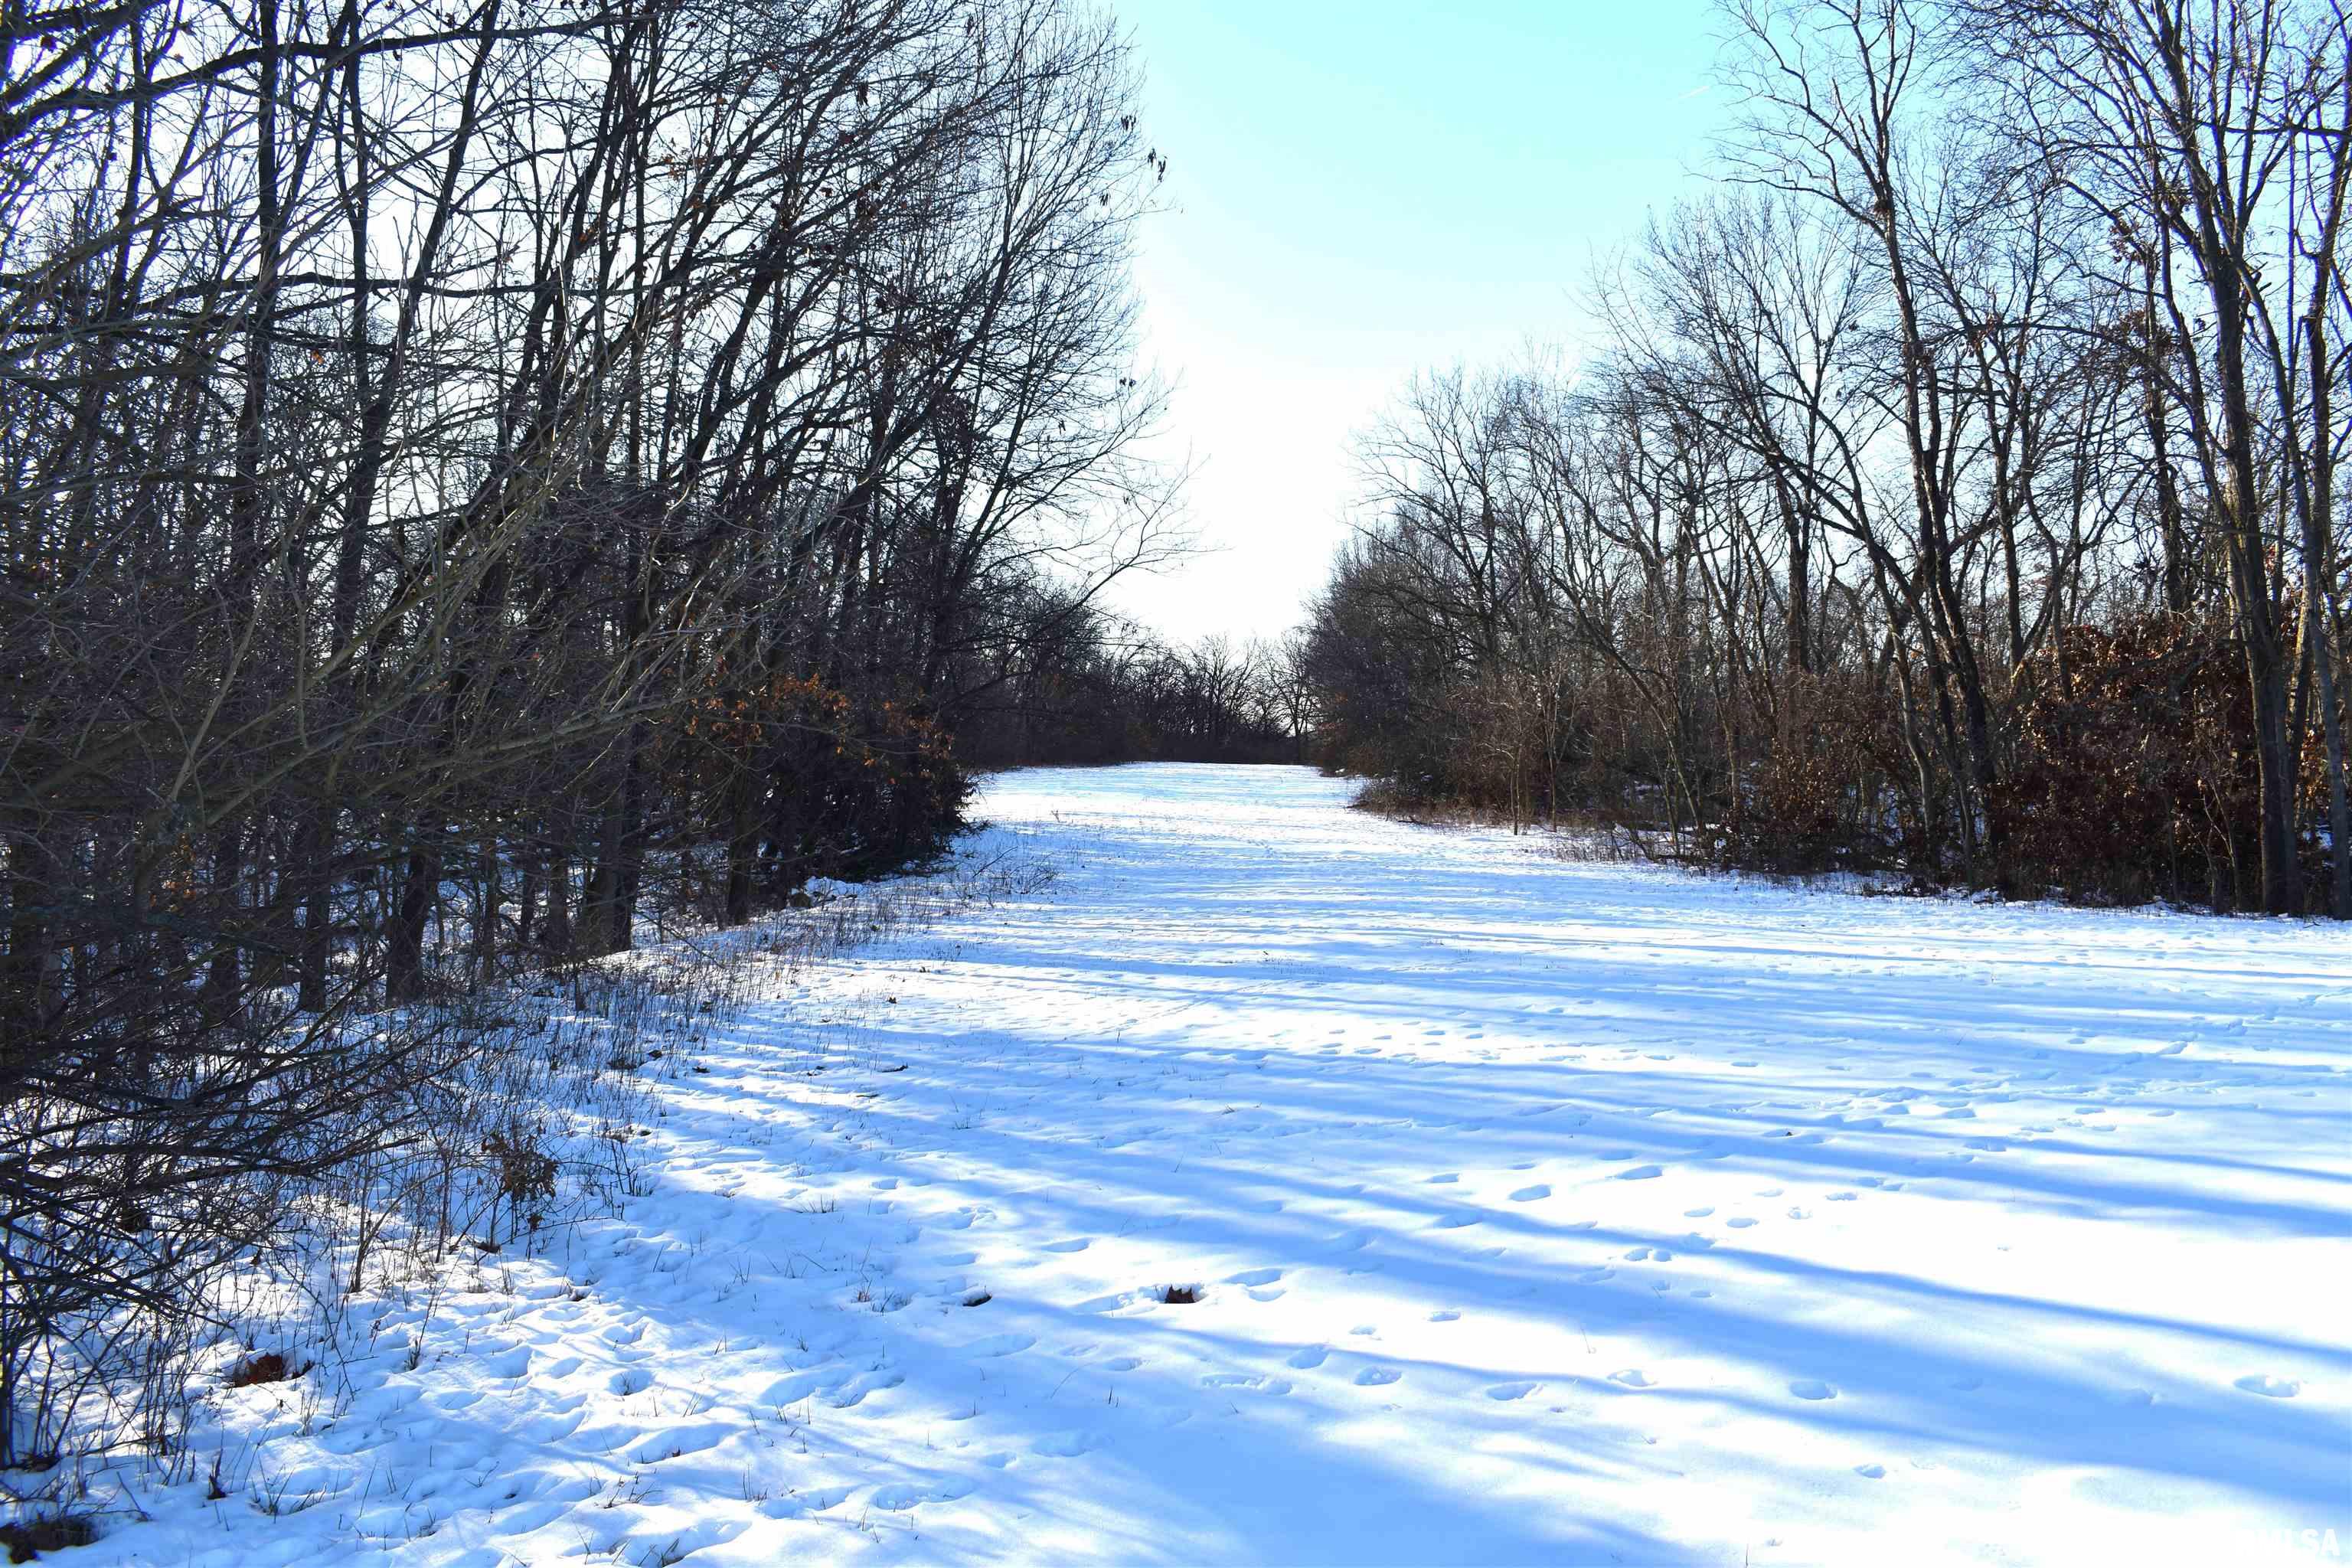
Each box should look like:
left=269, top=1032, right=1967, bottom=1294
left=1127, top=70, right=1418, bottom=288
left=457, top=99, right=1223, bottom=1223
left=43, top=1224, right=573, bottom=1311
left=1099, top=0, right=1730, bottom=644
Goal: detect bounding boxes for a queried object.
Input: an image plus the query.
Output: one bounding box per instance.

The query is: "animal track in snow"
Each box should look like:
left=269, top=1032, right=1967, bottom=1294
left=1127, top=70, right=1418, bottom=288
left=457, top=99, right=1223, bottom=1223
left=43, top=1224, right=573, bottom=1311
left=1201, top=1373, right=1292, bottom=1395
left=628, top=1421, right=733, bottom=1463
left=829, top=1369, right=905, bottom=1407
left=2235, top=1374, right=2301, bottom=1398
left=966, top=1333, right=1034, bottom=1357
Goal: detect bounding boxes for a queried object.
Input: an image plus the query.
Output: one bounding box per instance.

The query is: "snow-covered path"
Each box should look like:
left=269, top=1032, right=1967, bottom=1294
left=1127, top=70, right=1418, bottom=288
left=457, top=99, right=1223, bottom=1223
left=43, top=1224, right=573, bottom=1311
left=100, top=765, right=2351, bottom=1566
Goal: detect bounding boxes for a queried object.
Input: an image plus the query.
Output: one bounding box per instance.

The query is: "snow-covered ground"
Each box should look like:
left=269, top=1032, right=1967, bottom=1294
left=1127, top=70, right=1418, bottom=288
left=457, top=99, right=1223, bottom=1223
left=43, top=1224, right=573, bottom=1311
left=70, top=764, right=2352, bottom=1566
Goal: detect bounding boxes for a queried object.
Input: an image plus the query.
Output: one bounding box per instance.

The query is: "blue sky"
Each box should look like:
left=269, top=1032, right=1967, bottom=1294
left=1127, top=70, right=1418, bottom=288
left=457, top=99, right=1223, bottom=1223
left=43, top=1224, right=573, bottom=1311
left=1099, top=0, right=1731, bottom=642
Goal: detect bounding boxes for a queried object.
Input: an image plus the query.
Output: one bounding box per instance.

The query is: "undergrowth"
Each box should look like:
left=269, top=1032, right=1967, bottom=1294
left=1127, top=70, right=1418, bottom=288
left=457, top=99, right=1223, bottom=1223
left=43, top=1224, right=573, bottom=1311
left=0, top=840, right=1053, bottom=1548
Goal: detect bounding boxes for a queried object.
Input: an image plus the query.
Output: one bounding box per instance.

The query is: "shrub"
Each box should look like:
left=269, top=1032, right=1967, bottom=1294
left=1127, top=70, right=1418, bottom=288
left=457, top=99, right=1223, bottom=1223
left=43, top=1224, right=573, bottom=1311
left=1989, top=615, right=2262, bottom=906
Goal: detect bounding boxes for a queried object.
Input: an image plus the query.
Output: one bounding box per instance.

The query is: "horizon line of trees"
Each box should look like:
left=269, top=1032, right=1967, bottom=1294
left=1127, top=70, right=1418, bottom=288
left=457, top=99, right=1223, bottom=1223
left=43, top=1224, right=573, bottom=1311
left=1300, top=0, right=2350, bottom=918
left=963, top=611, right=1307, bottom=766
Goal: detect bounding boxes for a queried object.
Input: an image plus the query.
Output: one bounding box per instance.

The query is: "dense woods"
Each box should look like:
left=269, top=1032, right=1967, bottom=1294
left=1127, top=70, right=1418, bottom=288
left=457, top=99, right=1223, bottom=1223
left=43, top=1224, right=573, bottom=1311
left=1300, top=0, right=2351, bottom=916
left=0, top=0, right=1186, bottom=1468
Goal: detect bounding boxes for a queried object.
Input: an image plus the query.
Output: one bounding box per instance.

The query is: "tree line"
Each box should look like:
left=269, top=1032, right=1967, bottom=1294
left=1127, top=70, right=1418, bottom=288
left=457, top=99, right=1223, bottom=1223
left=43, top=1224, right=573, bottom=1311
left=1301, top=0, right=2350, bottom=917
left=962, top=609, right=1306, bottom=765
left=0, top=0, right=1177, bottom=1464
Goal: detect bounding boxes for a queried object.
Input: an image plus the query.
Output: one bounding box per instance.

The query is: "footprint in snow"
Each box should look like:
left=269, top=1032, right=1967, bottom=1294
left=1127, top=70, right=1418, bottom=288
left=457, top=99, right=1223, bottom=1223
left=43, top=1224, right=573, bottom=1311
left=1101, top=1356, right=1142, bottom=1371
left=628, top=1421, right=733, bottom=1463
left=1426, top=1173, right=1460, bottom=1184
left=1433, top=1212, right=1480, bottom=1229
left=1510, top=1184, right=1551, bottom=1201
left=1287, top=1346, right=1329, bottom=1369
left=1486, top=1381, right=1540, bottom=1400
left=829, top=1370, right=904, bottom=1408
left=1201, top=1373, right=1292, bottom=1395
left=1853, top=1463, right=1886, bottom=1479
left=2235, top=1374, right=2301, bottom=1398
left=1227, top=1268, right=1282, bottom=1286
left=1428, top=1309, right=1461, bottom=1322
left=1726, top=1217, right=1759, bottom=1229
left=1609, top=1369, right=1655, bottom=1388
left=759, top=1369, right=835, bottom=1405
left=1617, top=1165, right=1664, bottom=1181
left=1040, top=1237, right=1090, bottom=1253
left=967, top=1333, right=1034, bottom=1357
left=1788, top=1379, right=1837, bottom=1400
left=1354, top=1366, right=1403, bottom=1387
left=872, top=1479, right=977, bottom=1512
left=1684, top=1206, right=1715, bottom=1218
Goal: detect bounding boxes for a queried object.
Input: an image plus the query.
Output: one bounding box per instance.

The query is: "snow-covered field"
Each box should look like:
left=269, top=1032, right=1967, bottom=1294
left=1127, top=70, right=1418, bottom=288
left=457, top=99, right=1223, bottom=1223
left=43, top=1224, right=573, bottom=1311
left=73, top=764, right=2352, bottom=1566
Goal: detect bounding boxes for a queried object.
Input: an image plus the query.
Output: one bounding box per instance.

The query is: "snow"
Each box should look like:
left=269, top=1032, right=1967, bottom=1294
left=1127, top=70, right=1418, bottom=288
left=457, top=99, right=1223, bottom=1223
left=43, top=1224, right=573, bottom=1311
left=57, top=763, right=2352, bottom=1566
